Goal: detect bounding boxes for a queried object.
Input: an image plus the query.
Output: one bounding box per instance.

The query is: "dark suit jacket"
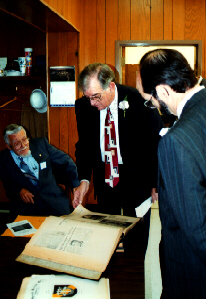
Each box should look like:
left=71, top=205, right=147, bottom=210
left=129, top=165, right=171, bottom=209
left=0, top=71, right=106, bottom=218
left=0, top=137, right=80, bottom=216
left=158, top=88, right=206, bottom=297
left=75, top=83, right=163, bottom=208
left=201, top=77, right=206, bottom=87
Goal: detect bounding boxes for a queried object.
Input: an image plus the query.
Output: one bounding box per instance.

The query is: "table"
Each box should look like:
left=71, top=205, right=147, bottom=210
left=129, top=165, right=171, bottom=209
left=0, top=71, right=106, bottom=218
left=0, top=213, right=145, bottom=299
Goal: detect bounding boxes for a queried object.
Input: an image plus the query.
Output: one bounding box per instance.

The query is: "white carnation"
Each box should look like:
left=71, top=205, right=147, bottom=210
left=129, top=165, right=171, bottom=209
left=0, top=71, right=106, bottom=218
left=119, top=101, right=129, bottom=110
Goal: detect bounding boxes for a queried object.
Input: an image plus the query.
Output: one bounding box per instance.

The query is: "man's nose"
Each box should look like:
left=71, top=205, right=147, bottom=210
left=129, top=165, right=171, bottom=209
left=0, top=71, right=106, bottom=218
left=90, top=99, right=97, bottom=106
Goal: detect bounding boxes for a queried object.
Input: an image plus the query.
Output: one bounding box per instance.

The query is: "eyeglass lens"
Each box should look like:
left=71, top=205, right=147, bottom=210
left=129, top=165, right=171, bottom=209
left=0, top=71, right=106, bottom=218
left=83, top=94, right=102, bottom=101
left=144, top=99, right=156, bottom=109
left=13, top=137, right=29, bottom=149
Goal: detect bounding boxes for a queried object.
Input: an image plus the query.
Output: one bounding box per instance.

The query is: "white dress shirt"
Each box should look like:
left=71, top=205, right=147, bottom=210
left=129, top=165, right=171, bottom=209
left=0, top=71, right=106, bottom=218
left=177, top=85, right=205, bottom=118
left=10, top=150, right=39, bottom=179
left=159, top=85, right=205, bottom=137
left=100, top=85, right=123, bottom=164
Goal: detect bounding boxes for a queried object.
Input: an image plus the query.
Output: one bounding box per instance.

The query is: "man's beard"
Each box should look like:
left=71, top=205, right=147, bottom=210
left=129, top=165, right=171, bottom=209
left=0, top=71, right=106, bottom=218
left=156, top=94, right=172, bottom=116
left=19, top=149, right=31, bottom=158
left=156, top=95, right=177, bottom=125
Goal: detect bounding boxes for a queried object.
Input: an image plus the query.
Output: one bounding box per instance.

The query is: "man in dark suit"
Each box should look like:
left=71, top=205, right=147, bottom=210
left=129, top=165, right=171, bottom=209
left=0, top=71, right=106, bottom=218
left=73, top=63, right=163, bottom=217
left=0, top=124, right=80, bottom=216
left=139, top=49, right=206, bottom=298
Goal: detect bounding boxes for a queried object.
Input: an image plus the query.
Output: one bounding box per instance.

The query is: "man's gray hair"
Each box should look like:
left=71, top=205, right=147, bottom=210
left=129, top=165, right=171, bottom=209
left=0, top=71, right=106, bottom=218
left=78, top=63, right=115, bottom=93
left=3, top=124, right=25, bottom=144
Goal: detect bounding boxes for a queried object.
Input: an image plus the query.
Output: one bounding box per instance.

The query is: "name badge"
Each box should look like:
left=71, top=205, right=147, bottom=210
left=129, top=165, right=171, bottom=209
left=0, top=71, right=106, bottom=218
left=40, top=162, right=47, bottom=170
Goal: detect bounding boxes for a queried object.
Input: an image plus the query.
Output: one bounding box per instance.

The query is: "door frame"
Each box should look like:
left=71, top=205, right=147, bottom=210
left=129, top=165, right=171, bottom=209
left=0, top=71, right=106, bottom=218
left=115, top=40, right=202, bottom=84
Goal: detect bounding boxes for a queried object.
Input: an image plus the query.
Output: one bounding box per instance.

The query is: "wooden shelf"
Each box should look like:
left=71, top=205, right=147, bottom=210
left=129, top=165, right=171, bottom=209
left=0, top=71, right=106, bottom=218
left=0, top=76, right=45, bottom=81
left=0, top=0, right=77, bottom=33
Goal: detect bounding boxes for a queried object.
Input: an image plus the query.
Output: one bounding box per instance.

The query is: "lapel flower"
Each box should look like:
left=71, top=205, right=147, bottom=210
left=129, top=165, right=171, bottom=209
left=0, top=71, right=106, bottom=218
left=119, top=95, right=129, bottom=117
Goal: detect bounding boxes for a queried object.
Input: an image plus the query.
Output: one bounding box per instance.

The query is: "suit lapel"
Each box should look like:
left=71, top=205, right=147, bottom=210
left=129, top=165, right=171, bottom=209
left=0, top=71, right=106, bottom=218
left=29, top=142, right=40, bottom=161
left=29, top=141, right=44, bottom=181
left=5, top=149, right=23, bottom=175
left=116, top=84, right=128, bottom=158
left=5, top=149, right=35, bottom=189
left=182, top=88, right=206, bottom=116
left=91, top=106, right=101, bottom=151
left=116, top=83, right=128, bottom=121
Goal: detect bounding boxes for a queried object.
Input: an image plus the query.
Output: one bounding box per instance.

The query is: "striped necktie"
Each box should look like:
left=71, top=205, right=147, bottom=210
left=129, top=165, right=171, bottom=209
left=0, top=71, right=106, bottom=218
left=19, top=157, right=38, bottom=187
left=105, top=108, right=119, bottom=187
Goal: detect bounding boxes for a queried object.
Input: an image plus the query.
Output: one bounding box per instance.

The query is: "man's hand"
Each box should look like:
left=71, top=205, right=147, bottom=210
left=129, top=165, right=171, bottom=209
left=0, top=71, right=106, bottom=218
left=151, top=187, right=158, bottom=203
left=19, top=188, right=34, bottom=204
left=73, top=181, right=90, bottom=208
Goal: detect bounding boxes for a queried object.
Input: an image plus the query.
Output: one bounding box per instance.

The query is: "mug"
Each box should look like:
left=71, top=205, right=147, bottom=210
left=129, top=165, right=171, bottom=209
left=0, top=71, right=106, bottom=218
left=18, top=57, right=26, bottom=75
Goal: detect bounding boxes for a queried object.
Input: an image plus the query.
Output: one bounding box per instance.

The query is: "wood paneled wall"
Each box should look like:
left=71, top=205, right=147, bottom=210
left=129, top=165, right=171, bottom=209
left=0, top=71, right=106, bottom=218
left=40, top=0, right=82, bottom=33
left=47, top=32, right=79, bottom=162
left=43, top=0, right=206, bottom=79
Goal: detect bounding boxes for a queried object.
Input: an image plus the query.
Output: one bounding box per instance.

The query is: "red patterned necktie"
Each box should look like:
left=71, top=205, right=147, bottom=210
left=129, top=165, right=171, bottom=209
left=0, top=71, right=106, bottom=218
left=105, top=108, right=119, bottom=187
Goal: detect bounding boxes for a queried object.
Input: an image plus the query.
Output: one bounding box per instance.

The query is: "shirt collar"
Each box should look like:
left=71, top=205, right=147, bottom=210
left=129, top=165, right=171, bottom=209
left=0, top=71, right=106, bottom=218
left=197, top=76, right=203, bottom=84
left=10, top=149, right=31, bottom=162
left=177, top=86, right=205, bottom=119
left=108, top=85, right=118, bottom=113
left=10, top=150, right=21, bottom=159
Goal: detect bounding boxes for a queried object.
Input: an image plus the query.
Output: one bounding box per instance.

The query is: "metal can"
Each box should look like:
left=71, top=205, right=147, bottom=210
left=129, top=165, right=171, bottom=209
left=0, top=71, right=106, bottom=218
left=24, top=48, right=33, bottom=76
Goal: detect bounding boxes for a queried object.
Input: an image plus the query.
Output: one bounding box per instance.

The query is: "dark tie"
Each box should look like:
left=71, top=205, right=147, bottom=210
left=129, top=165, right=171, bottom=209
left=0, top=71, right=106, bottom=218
left=19, top=157, right=38, bottom=187
left=105, top=108, right=119, bottom=187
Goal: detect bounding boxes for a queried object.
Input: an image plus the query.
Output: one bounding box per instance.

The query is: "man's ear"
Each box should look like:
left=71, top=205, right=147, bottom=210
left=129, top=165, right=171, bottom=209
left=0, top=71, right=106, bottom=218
left=6, top=143, right=11, bottom=150
left=109, top=82, right=115, bottom=93
left=156, top=85, right=169, bottom=99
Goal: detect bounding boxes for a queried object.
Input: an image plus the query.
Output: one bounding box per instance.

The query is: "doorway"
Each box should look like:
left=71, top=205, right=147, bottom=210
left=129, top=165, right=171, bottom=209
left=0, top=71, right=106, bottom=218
left=115, top=40, right=202, bottom=87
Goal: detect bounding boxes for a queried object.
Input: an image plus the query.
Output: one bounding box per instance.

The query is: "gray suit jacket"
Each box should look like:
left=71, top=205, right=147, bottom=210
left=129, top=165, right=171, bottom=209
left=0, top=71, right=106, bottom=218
left=0, top=137, right=80, bottom=216
left=158, top=88, right=206, bottom=296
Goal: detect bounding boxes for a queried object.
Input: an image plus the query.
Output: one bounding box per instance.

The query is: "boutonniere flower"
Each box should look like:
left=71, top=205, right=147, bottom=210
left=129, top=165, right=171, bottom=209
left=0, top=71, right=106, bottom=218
left=119, top=95, right=129, bottom=117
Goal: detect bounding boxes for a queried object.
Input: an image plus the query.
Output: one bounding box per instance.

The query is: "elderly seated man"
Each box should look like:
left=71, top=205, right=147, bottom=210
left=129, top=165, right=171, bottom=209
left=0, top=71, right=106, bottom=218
left=0, top=124, right=80, bottom=216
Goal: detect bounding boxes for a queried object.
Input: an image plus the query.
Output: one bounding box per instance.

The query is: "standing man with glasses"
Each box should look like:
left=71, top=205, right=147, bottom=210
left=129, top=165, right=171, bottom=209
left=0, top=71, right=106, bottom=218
left=0, top=124, right=80, bottom=216
left=73, top=63, right=163, bottom=223
left=138, top=48, right=206, bottom=298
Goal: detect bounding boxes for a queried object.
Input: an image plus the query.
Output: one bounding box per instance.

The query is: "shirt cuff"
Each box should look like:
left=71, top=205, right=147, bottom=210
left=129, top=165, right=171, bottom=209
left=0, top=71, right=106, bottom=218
left=80, top=179, right=90, bottom=184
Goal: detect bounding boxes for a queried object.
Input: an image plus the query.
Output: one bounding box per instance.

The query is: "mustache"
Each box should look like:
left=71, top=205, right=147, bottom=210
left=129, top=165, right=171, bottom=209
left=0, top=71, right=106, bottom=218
left=19, top=146, right=28, bottom=152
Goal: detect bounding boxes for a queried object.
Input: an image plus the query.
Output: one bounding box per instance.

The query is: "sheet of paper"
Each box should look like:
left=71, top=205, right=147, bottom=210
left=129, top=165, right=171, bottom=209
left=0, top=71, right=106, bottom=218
left=2, top=216, right=46, bottom=237
left=65, top=204, right=139, bottom=233
left=17, top=274, right=110, bottom=299
left=6, top=220, right=37, bottom=236
left=135, top=197, right=152, bottom=217
left=50, top=81, right=75, bottom=107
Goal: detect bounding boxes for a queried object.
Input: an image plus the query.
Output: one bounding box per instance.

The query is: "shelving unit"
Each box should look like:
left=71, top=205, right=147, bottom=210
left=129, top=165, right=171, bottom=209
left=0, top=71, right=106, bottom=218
left=0, top=0, right=79, bottom=204
left=0, top=76, right=45, bottom=80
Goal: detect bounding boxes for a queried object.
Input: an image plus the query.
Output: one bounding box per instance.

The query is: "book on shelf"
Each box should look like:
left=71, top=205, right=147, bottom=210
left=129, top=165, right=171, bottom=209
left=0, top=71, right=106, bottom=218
left=17, top=274, right=110, bottom=299
left=16, top=204, right=140, bottom=280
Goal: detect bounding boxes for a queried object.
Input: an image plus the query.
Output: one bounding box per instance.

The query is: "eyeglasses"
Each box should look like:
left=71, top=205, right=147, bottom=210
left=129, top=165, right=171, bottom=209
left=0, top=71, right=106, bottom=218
left=11, top=137, right=30, bottom=149
left=144, top=96, right=156, bottom=109
left=83, top=93, right=102, bottom=101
